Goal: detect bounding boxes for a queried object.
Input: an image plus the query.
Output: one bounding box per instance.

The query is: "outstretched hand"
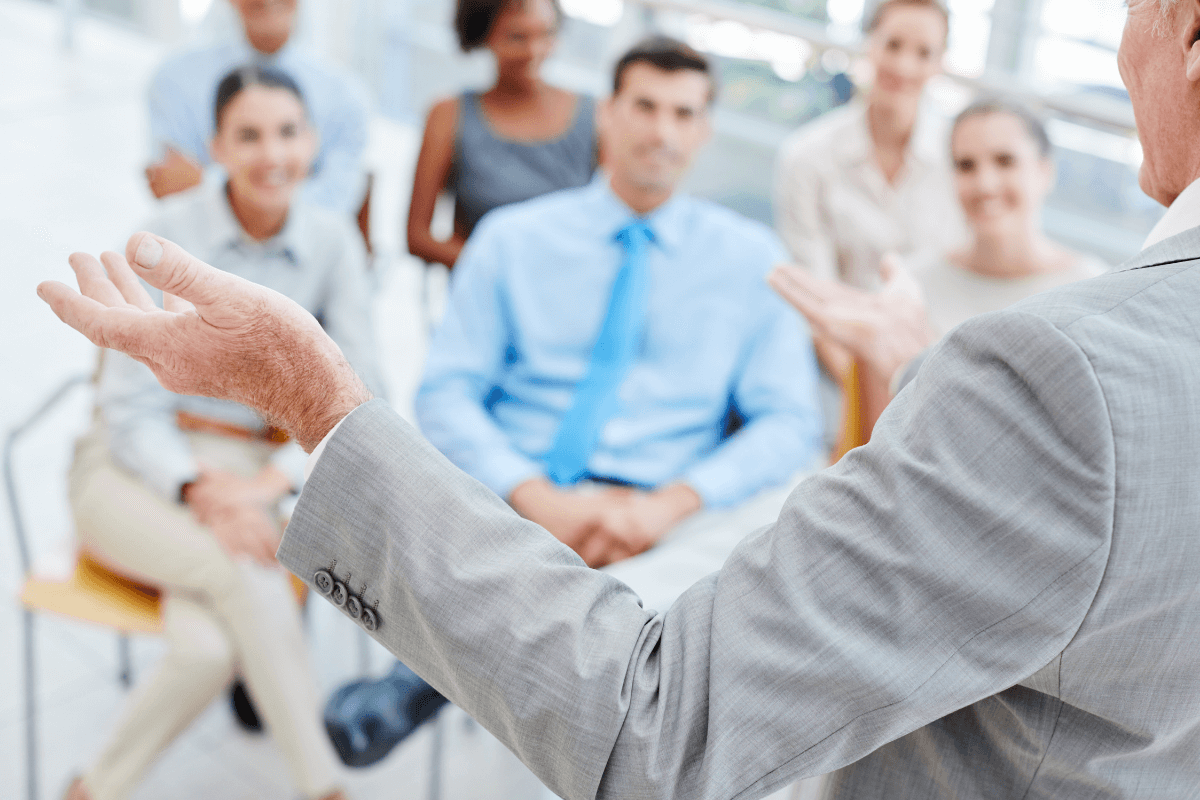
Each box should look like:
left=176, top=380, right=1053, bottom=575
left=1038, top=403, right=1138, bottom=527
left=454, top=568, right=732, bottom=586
left=769, top=254, right=937, bottom=387
left=37, top=232, right=372, bottom=452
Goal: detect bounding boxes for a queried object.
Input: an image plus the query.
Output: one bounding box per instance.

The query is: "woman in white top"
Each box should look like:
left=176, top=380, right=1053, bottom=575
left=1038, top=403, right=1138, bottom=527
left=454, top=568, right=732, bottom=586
left=771, top=98, right=1106, bottom=441
left=907, top=100, right=1104, bottom=333
left=775, top=0, right=966, bottom=298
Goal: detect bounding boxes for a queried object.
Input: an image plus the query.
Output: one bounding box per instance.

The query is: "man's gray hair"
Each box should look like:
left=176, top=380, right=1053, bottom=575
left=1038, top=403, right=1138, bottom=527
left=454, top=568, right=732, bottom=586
left=1156, top=0, right=1179, bottom=33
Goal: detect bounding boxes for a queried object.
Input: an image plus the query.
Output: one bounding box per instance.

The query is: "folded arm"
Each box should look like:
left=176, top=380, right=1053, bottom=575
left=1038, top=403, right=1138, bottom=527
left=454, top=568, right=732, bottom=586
left=682, top=295, right=824, bottom=507
left=299, top=82, right=369, bottom=214
left=415, top=226, right=541, bottom=498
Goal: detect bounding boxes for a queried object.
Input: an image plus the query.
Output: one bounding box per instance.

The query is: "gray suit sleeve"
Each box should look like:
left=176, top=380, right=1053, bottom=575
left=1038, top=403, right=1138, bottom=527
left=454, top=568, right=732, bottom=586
left=278, top=309, right=1115, bottom=800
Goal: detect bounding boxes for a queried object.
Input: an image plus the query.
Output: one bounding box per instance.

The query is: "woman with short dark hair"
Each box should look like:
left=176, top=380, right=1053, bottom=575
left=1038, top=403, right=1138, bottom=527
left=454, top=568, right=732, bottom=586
left=406, top=0, right=597, bottom=268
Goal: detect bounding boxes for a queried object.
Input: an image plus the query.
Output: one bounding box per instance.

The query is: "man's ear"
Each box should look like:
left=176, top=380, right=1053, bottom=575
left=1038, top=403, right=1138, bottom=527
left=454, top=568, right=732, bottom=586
left=596, top=96, right=614, bottom=145
left=1186, top=1, right=1200, bottom=82
left=597, top=96, right=613, bottom=129
left=303, top=124, right=320, bottom=168
left=1039, top=155, right=1058, bottom=197
left=698, top=110, right=714, bottom=146
left=1188, top=35, right=1200, bottom=82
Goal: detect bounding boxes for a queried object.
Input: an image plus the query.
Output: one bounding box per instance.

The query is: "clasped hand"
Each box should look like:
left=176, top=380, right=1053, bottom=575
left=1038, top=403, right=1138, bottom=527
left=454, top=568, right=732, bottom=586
left=184, top=466, right=293, bottom=566
left=510, top=478, right=702, bottom=568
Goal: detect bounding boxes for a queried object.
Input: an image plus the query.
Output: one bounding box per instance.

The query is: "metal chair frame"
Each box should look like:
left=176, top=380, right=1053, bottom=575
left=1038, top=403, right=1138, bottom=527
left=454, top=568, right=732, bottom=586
left=5, top=374, right=107, bottom=800
left=5, top=376, right=394, bottom=800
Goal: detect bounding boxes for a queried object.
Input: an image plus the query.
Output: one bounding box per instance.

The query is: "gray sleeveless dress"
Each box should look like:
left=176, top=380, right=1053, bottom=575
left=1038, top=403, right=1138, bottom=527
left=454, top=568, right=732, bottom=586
left=450, top=90, right=597, bottom=234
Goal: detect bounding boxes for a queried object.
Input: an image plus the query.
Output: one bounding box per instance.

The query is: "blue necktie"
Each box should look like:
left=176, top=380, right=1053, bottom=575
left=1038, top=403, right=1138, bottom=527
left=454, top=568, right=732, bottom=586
left=545, top=220, right=654, bottom=485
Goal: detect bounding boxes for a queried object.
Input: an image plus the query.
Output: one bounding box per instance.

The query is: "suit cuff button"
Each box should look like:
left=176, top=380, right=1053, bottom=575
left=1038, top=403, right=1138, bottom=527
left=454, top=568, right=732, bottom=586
left=360, top=607, right=378, bottom=632
left=331, top=581, right=348, bottom=607
left=346, top=595, right=363, bottom=619
left=314, top=570, right=333, bottom=595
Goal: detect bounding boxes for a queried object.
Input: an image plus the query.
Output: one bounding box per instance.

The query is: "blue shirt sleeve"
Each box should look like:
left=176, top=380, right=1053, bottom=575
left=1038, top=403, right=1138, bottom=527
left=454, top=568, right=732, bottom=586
left=314, top=218, right=385, bottom=398
left=298, top=75, right=369, bottom=215
left=683, top=245, right=824, bottom=507
left=416, top=222, right=543, bottom=500
left=147, top=60, right=211, bottom=164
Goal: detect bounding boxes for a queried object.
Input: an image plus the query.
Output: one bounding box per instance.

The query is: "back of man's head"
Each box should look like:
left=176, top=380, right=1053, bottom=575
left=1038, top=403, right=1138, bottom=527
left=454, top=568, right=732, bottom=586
left=1117, top=0, right=1200, bottom=205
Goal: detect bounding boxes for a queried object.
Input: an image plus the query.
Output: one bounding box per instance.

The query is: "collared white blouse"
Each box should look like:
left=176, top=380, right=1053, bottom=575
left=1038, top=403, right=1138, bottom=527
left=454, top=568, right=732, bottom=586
left=774, top=100, right=967, bottom=290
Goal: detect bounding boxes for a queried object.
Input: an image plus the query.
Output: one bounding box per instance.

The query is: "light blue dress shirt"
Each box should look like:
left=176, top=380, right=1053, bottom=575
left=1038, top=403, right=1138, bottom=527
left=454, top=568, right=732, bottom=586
left=99, top=182, right=383, bottom=502
left=149, top=38, right=369, bottom=214
left=416, top=176, right=823, bottom=508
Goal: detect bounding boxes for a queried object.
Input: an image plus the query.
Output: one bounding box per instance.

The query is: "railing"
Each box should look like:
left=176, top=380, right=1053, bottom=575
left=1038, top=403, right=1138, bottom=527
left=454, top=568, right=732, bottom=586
left=631, top=0, right=1136, bottom=134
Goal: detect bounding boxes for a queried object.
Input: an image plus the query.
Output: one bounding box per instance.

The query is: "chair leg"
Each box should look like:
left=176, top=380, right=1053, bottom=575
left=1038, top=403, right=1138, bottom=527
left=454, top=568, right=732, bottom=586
left=358, top=628, right=371, bottom=676
left=118, top=633, right=133, bottom=689
left=427, top=709, right=444, bottom=800
left=24, top=608, right=39, bottom=800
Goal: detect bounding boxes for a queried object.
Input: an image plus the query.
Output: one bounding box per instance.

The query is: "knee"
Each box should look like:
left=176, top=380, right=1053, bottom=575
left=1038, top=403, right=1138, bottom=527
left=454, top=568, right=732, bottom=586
left=164, top=603, right=236, bottom=684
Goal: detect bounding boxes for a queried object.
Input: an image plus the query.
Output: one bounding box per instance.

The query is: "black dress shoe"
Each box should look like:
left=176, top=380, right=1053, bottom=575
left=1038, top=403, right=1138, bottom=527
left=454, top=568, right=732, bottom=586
left=324, top=661, right=449, bottom=767
left=231, top=680, right=264, bottom=733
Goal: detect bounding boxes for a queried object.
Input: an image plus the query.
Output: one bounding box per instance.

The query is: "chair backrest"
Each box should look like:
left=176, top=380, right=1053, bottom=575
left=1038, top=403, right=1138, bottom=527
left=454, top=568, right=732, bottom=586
left=6, top=370, right=307, bottom=631
left=3, top=373, right=166, bottom=634
left=832, top=361, right=868, bottom=463
left=4, top=374, right=92, bottom=579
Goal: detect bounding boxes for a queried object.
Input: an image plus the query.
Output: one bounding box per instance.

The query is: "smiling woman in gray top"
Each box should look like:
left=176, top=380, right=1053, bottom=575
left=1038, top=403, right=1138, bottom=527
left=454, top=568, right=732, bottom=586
left=64, top=66, right=377, bottom=800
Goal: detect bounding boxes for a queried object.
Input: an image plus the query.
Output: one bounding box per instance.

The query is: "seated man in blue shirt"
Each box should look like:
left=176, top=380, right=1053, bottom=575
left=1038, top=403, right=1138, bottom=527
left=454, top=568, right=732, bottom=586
left=145, top=0, right=369, bottom=215
left=322, top=36, right=823, bottom=773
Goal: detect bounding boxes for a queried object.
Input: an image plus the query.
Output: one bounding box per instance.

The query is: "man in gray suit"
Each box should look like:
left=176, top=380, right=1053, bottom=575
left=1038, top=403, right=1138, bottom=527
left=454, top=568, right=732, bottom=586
left=38, top=0, right=1200, bottom=795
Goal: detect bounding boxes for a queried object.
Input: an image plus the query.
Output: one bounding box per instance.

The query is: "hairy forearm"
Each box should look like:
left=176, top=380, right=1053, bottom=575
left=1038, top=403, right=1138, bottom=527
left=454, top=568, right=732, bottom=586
left=276, top=356, right=372, bottom=453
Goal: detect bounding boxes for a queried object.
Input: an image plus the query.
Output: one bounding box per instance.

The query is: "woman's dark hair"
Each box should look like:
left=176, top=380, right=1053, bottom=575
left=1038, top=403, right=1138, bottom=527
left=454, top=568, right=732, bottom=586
left=867, top=0, right=949, bottom=37
left=455, top=0, right=562, bottom=52
left=953, top=97, right=1053, bottom=159
left=612, top=36, right=714, bottom=103
left=213, top=65, right=307, bottom=130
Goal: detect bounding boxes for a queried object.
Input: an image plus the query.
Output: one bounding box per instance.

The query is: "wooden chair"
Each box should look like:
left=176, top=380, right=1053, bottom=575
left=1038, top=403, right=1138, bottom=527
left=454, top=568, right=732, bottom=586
left=830, top=359, right=893, bottom=463
left=5, top=374, right=306, bottom=800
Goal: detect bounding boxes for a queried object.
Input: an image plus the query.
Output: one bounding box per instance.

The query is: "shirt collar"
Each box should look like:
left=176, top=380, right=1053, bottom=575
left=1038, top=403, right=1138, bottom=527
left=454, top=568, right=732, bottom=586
left=1142, top=176, right=1200, bottom=250
left=203, top=181, right=304, bottom=265
left=834, top=101, right=873, bottom=166
left=588, top=172, right=688, bottom=254
left=835, top=97, right=943, bottom=171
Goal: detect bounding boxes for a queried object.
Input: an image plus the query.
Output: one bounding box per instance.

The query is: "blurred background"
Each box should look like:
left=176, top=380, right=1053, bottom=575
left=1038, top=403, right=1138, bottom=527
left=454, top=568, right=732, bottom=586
left=0, top=0, right=1157, bottom=797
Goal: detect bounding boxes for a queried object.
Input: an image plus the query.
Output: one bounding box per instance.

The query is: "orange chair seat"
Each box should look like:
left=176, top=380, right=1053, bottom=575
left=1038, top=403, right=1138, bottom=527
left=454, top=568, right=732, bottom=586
left=19, top=553, right=163, bottom=634
left=19, top=552, right=308, bottom=635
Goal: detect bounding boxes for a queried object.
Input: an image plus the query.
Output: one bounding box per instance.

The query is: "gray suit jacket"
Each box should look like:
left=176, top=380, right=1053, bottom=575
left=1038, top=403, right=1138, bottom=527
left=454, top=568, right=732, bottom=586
left=279, top=230, right=1200, bottom=799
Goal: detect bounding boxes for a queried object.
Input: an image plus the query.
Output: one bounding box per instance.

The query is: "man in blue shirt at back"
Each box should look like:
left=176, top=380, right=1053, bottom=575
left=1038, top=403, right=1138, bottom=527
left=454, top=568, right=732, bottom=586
left=145, top=0, right=368, bottom=215
left=323, top=36, right=824, bottom=774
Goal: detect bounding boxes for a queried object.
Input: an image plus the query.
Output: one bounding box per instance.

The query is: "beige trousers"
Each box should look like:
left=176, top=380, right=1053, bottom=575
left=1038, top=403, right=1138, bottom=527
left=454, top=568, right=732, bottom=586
left=68, top=424, right=340, bottom=800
